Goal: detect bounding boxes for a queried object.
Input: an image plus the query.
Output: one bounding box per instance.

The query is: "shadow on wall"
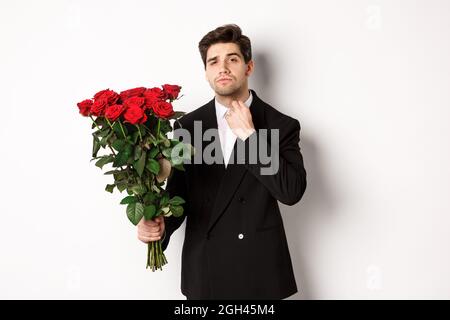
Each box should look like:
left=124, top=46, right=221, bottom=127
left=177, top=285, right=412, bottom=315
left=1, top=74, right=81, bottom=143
left=283, top=135, right=336, bottom=300
left=251, top=51, right=337, bottom=300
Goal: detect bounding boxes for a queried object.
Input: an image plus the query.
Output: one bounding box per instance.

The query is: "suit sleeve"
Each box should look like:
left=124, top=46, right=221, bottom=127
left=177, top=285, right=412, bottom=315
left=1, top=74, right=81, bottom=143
left=240, top=118, right=307, bottom=206
left=161, top=121, right=190, bottom=251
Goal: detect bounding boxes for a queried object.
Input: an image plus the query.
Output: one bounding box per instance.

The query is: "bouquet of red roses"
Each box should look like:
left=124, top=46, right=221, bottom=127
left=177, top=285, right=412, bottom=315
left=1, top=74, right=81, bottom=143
left=76, top=85, right=193, bottom=271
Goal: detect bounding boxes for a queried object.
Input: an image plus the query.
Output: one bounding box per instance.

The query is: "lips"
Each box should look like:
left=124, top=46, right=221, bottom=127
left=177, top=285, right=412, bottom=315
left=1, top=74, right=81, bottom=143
left=217, top=78, right=232, bottom=84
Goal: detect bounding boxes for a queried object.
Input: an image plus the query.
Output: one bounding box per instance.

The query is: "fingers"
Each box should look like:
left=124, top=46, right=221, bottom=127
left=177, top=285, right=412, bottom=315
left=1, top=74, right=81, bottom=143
left=232, top=100, right=246, bottom=109
left=137, top=225, right=163, bottom=243
left=137, top=216, right=165, bottom=243
left=139, top=226, right=161, bottom=235
left=154, top=216, right=165, bottom=229
left=229, top=103, right=248, bottom=123
left=139, top=216, right=159, bottom=226
left=230, top=101, right=249, bottom=119
left=159, top=216, right=165, bottom=228
left=227, top=101, right=241, bottom=120
left=138, top=233, right=162, bottom=243
left=231, top=100, right=242, bottom=111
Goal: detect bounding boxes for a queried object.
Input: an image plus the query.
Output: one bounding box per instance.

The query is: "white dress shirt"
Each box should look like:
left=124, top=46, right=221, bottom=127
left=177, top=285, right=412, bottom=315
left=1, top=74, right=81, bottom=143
left=215, top=90, right=253, bottom=168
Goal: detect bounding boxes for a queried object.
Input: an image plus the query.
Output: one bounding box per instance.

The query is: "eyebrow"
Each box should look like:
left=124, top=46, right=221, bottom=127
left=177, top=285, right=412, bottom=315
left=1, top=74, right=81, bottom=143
left=206, top=52, right=241, bottom=63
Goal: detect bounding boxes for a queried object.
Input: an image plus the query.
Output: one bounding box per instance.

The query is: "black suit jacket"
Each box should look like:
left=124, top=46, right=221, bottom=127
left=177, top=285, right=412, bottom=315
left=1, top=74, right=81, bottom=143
left=161, top=89, right=307, bottom=299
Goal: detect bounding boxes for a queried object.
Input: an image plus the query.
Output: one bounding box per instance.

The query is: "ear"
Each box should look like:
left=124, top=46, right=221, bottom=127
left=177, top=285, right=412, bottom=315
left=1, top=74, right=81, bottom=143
left=245, top=60, right=254, bottom=77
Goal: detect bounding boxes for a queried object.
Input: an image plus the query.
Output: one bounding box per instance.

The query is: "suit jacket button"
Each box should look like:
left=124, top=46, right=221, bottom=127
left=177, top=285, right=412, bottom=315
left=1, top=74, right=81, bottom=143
left=239, top=197, right=246, bottom=204
left=238, top=233, right=244, bottom=240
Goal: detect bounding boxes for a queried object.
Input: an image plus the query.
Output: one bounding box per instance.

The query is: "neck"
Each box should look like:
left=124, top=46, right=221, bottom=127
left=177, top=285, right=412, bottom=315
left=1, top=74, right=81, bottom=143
left=215, top=87, right=250, bottom=108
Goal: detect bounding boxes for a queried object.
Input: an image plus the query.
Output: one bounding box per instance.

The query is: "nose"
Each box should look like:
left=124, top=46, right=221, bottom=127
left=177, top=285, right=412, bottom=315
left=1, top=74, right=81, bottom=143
left=218, top=60, right=230, bottom=74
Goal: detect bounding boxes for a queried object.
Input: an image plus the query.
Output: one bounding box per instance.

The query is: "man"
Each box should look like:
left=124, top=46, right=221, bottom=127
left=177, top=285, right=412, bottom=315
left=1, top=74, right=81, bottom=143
left=137, top=24, right=307, bottom=299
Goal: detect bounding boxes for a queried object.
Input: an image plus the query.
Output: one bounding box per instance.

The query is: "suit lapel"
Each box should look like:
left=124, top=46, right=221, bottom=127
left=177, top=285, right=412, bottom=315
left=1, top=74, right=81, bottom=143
left=206, top=89, right=266, bottom=233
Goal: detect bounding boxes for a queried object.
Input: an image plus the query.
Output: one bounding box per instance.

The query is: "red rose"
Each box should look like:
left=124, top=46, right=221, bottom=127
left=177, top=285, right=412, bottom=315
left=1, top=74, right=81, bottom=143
left=119, top=87, right=146, bottom=101
left=162, top=84, right=181, bottom=100
left=123, top=96, right=145, bottom=109
left=90, top=98, right=109, bottom=117
left=123, top=106, right=147, bottom=124
left=93, top=89, right=119, bottom=105
left=153, top=101, right=175, bottom=118
left=93, top=89, right=109, bottom=100
left=143, top=87, right=167, bottom=109
left=104, top=104, right=126, bottom=121
left=77, top=99, right=93, bottom=116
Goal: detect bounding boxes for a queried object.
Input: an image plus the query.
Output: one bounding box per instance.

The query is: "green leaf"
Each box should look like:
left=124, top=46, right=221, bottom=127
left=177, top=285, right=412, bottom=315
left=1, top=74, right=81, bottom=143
left=98, top=128, right=111, bottom=138
left=170, top=139, right=181, bottom=147
left=145, top=133, right=157, bottom=147
left=132, top=131, right=140, bottom=144
left=158, top=206, right=170, bottom=217
left=146, top=158, right=160, bottom=175
left=112, top=139, right=127, bottom=152
left=159, top=133, right=171, bottom=147
left=113, top=150, right=129, bottom=167
left=92, top=136, right=101, bottom=158
left=90, top=155, right=106, bottom=162
left=124, top=144, right=133, bottom=156
left=160, top=193, right=170, bottom=207
left=113, top=171, right=127, bottom=181
left=170, top=205, right=184, bottom=217
left=170, top=142, right=193, bottom=165
left=126, top=202, right=144, bottom=225
left=104, top=169, right=123, bottom=175
left=93, top=117, right=106, bottom=127
left=92, top=127, right=109, bottom=138
left=130, top=184, right=147, bottom=196
left=172, top=163, right=185, bottom=171
left=95, top=155, right=114, bottom=169
left=120, top=195, right=137, bottom=205
left=100, top=130, right=114, bottom=148
left=113, top=122, right=128, bottom=139
left=123, top=143, right=134, bottom=164
left=116, top=182, right=128, bottom=192
left=169, top=196, right=185, bottom=206
left=138, top=124, right=148, bottom=135
left=134, top=150, right=146, bottom=177
left=144, top=192, right=156, bottom=204
left=162, top=147, right=172, bottom=158
left=143, top=205, right=156, bottom=220
left=151, top=184, right=161, bottom=193
left=105, top=184, right=115, bottom=193
left=148, top=147, right=160, bottom=159
left=170, top=155, right=183, bottom=166
left=99, top=136, right=109, bottom=147
left=113, top=144, right=133, bottom=167
left=134, top=145, right=142, bottom=161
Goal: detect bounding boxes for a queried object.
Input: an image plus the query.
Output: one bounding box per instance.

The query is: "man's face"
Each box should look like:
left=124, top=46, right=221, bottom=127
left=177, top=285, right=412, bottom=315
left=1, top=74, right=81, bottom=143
left=205, top=42, right=253, bottom=96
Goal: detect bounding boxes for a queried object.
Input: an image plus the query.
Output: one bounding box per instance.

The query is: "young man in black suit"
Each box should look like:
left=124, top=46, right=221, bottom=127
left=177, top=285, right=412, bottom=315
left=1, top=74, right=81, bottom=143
left=138, top=24, right=307, bottom=300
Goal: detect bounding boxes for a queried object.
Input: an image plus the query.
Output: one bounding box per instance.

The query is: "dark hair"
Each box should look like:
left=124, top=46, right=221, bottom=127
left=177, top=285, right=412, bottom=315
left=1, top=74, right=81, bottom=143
left=198, top=24, right=252, bottom=69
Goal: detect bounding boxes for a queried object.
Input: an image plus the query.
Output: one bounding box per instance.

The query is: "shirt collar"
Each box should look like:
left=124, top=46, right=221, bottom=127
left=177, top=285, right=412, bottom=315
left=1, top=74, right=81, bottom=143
left=215, top=89, right=253, bottom=120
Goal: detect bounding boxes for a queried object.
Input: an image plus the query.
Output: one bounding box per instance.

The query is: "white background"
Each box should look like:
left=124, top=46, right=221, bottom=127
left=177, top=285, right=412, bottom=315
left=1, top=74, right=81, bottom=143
left=1, top=0, right=449, bottom=299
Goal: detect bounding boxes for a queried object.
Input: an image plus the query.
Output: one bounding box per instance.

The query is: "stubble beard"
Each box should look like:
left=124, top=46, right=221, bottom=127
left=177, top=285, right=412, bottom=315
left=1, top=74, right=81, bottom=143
left=213, top=81, right=241, bottom=97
